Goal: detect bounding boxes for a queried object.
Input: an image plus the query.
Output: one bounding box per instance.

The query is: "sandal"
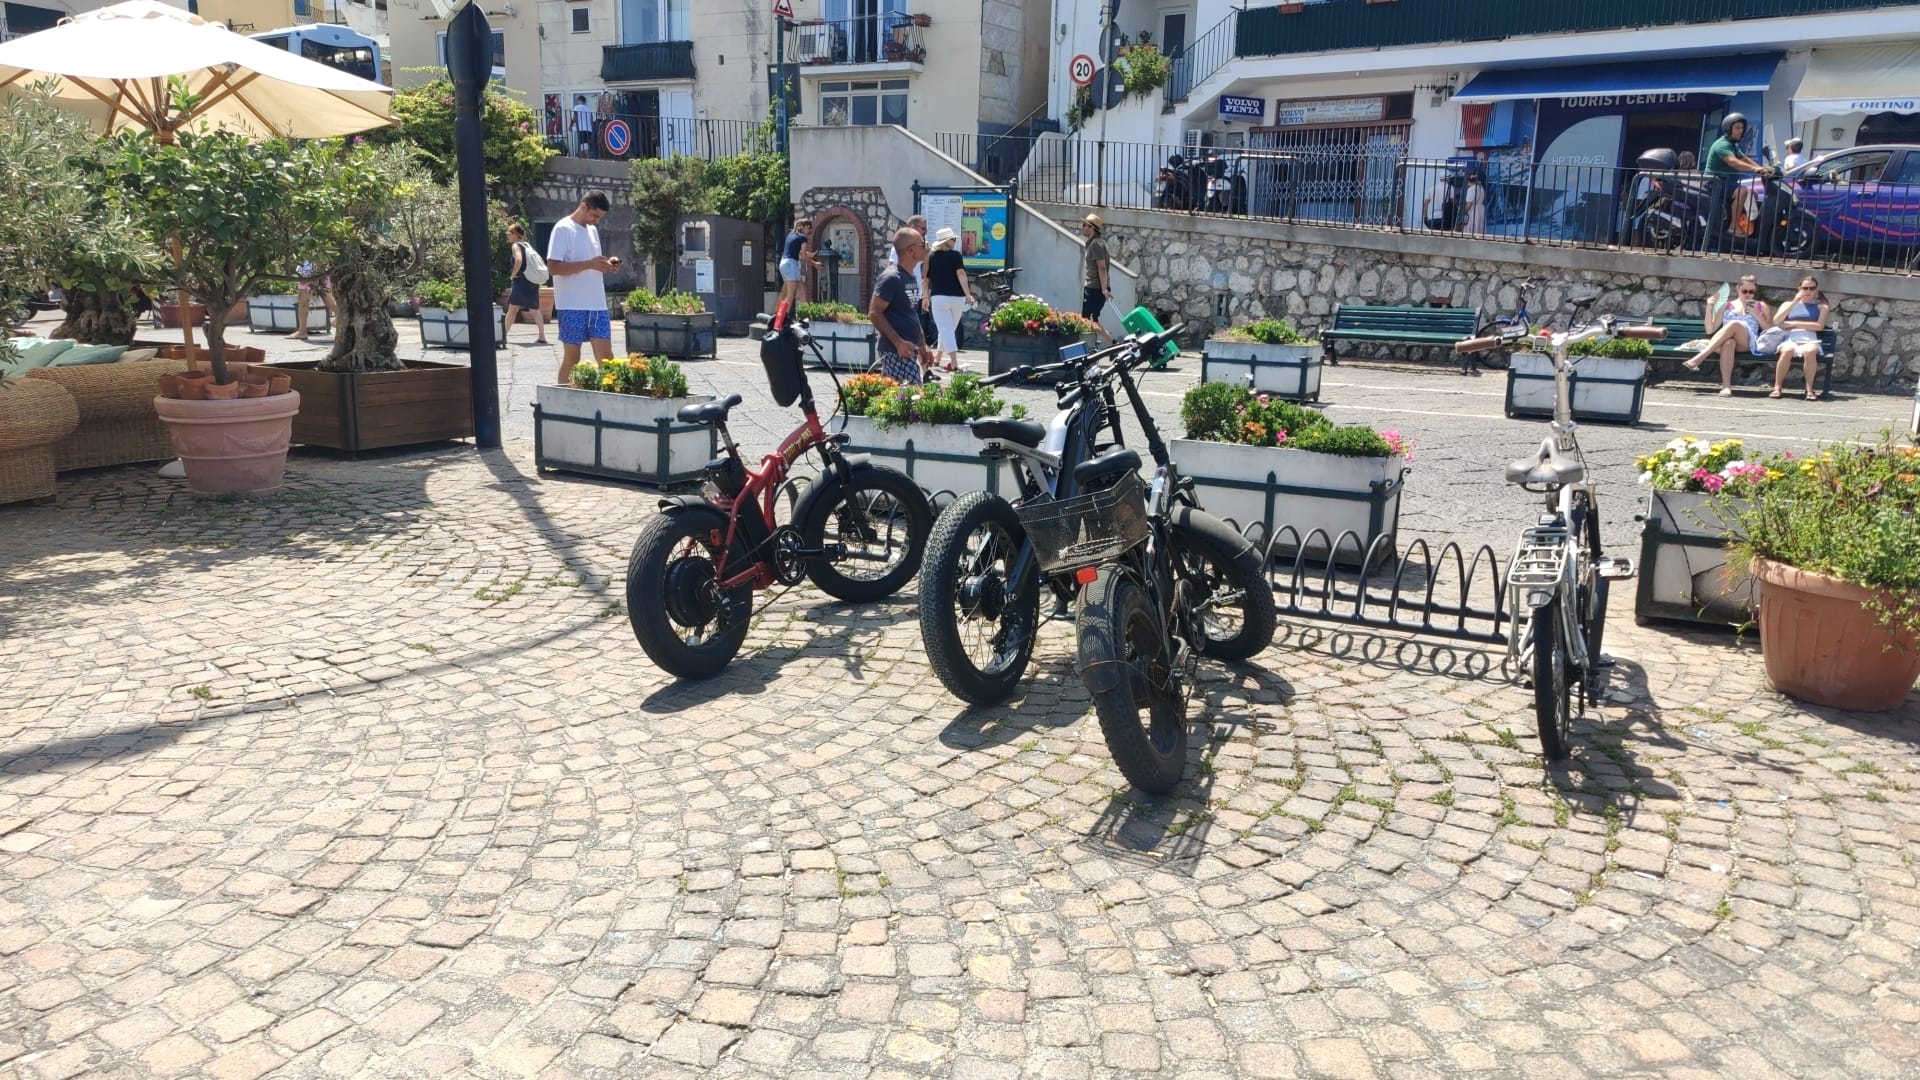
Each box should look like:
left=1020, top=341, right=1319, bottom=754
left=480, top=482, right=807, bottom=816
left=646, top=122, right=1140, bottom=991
left=1769, top=389, right=1783, bottom=399
left=1718, top=388, right=1733, bottom=396
left=1805, top=391, right=1819, bottom=401
left=1682, top=357, right=1704, bottom=371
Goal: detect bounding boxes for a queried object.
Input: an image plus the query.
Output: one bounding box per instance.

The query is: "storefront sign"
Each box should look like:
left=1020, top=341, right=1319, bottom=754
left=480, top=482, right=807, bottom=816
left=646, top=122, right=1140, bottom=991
left=1275, top=96, right=1383, bottom=126
left=1838, top=98, right=1919, bottom=113
left=1219, top=95, right=1265, bottom=121
left=1555, top=93, right=1693, bottom=108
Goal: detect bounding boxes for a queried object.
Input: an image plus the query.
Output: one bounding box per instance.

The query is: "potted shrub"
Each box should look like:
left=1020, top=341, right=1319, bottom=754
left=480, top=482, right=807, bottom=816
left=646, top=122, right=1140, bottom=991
left=984, top=295, right=1097, bottom=376
left=1720, top=434, right=1920, bottom=711
left=836, top=372, right=1026, bottom=500
left=1172, top=382, right=1410, bottom=563
left=247, top=279, right=328, bottom=335
left=1632, top=437, right=1766, bottom=626
left=535, top=355, right=715, bottom=486
left=266, top=149, right=508, bottom=453
left=625, top=288, right=716, bottom=359
left=797, top=301, right=876, bottom=371
left=1201, top=318, right=1324, bottom=401
left=1506, top=335, right=1651, bottom=425
left=417, top=278, right=507, bottom=350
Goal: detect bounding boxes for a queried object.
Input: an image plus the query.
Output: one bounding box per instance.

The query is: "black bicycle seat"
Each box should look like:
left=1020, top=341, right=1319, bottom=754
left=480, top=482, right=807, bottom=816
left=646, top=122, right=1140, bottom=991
left=1506, top=437, right=1585, bottom=488
left=1569, top=294, right=1600, bottom=308
left=969, top=417, right=1046, bottom=448
left=678, top=393, right=742, bottom=425
left=1074, top=446, right=1142, bottom=488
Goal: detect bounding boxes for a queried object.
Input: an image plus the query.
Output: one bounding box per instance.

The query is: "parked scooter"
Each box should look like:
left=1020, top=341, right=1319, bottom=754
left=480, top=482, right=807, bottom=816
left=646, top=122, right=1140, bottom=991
left=1200, top=153, right=1249, bottom=214
left=1727, top=147, right=1817, bottom=258
left=1155, top=154, right=1193, bottom=210
left=1629, top=144, right=1816, bottom=257
left=1625, top=148, right=1705, bottom=252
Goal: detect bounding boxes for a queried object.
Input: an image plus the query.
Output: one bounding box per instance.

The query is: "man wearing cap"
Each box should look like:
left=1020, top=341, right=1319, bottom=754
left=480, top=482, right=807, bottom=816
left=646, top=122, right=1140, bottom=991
left=1080, top=214, right=1114, bottom=345
left=1782, top=137, right=1807, bottom=171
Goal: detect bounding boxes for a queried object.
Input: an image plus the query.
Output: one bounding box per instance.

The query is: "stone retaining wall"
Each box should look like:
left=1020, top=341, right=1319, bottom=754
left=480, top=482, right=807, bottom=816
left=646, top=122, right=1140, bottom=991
left=1031, top=203, right=1920, bottom=388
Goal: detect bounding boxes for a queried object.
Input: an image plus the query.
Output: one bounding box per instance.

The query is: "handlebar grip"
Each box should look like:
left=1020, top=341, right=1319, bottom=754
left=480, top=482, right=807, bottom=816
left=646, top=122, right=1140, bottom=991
left=1617, top=324, right=1667, bottom=340
left=981, top=366, right=1029, bottom=387
left=1454, top=335, right=1503, bottom=354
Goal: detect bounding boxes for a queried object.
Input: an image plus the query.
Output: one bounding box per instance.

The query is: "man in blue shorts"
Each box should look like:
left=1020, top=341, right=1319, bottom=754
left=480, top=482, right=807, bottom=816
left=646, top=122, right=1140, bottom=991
left=546, top=190, right=620, bottom=385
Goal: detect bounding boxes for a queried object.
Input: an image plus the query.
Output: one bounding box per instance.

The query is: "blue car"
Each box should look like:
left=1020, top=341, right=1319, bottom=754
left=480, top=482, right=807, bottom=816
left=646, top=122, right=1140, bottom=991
left=1761, top=144, right=1920, bottom=265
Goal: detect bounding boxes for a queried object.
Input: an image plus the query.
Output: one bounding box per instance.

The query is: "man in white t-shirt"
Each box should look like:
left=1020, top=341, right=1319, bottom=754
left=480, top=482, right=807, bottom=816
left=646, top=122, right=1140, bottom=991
left=573, top=95, right=595, bottom=158
left=547, top=190, right=619, bottom=385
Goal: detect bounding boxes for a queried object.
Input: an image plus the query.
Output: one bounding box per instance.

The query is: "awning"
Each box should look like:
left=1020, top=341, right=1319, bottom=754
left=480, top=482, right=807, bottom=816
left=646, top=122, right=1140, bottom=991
left=1454, top=53, right=1782, bottom=104
left=1792, top=44, right=1920, bottom=122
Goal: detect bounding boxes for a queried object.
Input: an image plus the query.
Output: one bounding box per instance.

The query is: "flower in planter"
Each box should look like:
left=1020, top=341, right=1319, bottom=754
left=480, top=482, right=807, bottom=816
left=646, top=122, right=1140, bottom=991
left=796, top=301, right=867, bottom=324
left=838, top=373, right=900, bottom=416
left=568, top=354, right=689, bottom=397
left=1179, top=382, right=1404, bottom=458
left=846, top=371, right=1026, bottom=429
left=1634, top=436, right=1761, bottom=493
left=987, top=295, right=1097, bottom=339
left=626, top=288, right=706, bottom=316
left=1213, top=318, right=1314, bottom=346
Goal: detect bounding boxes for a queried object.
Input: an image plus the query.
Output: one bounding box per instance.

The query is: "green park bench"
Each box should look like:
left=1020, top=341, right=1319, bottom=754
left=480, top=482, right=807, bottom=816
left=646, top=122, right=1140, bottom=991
left=1322, top=304, right=1482, bottom=366
left=1642, top=315, right=1836, bottom=399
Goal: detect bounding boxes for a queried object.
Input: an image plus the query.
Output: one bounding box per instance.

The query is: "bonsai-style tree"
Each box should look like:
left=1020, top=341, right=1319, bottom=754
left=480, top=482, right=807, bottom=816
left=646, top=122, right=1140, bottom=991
left=373, top=78, right=554, bottom=210
left=631, top=156, right=713, bottom=291
left=109, top=130, right=370, bottom=383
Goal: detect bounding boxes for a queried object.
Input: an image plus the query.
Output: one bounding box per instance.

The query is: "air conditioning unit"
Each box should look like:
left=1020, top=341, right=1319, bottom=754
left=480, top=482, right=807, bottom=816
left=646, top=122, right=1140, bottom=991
left=795, top=22, right=833, bottom=63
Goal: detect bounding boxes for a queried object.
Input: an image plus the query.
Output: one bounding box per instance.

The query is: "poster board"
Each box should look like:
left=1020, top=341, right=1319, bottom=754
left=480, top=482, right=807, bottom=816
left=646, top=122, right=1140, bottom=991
left=916, top=187, right=1014, bottom=271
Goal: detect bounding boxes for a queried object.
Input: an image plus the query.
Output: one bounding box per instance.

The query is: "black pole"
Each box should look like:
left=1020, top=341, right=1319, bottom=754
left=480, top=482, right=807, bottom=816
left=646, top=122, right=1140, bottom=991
left=447, top=3, right=500, bottom=450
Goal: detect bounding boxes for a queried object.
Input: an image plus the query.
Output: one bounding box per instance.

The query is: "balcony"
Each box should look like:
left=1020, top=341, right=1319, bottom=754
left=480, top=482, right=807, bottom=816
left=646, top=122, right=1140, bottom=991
left=1236, top=0, right=1915, bottom=59
left=793, top=12, right=927, bottom=72
left=602, top=41, right=696, bottom=83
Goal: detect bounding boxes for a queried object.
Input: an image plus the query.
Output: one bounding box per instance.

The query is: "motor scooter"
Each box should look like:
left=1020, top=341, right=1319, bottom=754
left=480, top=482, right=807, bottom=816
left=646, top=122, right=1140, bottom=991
left=1199, top=153, right=1249, bottom=215
left=1727, top=150, right=1817, bottom=258
left=1625, top=149, right=1705, bottom=251
left=1156, top=155, right=1193, bottom=210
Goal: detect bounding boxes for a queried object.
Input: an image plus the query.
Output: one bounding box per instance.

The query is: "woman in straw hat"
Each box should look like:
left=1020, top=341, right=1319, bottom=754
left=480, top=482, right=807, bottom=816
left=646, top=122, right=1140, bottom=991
left=924, top=226, right=972, bottom=372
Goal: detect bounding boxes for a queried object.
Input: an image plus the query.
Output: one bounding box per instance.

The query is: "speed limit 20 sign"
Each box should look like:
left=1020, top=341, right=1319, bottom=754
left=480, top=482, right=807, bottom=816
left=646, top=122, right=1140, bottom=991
left=1069, top=53, right=1096, bottom=87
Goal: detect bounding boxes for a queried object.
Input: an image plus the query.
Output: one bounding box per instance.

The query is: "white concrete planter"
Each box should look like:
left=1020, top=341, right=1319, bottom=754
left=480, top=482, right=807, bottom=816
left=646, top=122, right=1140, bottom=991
left=420, top=306, right=507, bottom=349
left=247, top=294, right=328, bottom=334
left=1201, top=339, right=1324, bottom=401
left=1506, top=352, right=1647, bottom=425
left=1634, top=488, right=1755, bottom=625
left=807, top=319, right=878, bottom=371
left=836, top=415, right=1007, bottom=501
left=1172, top=438, right=1407, bottom=564
left=534, top=385, right=716, bottom=486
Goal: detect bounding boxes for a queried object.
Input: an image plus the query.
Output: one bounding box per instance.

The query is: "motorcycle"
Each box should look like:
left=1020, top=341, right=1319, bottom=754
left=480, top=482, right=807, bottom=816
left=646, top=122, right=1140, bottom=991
left=1640, top=145, right=1816, bottom=257
left=1156, top=155, right=1193, bottom=211
left=1200, top=153, right=1249, bottom=215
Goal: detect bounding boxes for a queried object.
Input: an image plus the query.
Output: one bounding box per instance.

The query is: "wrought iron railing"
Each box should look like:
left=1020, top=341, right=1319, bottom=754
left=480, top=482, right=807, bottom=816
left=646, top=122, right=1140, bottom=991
left=600, top=41, right=696, bottom=82
left=1236, top=0, right=1915, bottom=59
left=792, top=11, right=927, bottom=67
left=546, top=115, right=766, bottom=163
left=1167, top=8, right=1241, bottom=105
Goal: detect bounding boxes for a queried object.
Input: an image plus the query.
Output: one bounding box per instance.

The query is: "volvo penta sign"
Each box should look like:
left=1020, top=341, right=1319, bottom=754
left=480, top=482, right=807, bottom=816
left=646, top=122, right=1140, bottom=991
left=1218, top=95, right=1265, bottom=121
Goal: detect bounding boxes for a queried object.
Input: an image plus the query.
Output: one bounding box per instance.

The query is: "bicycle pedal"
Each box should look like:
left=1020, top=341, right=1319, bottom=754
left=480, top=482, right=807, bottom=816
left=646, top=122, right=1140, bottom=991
left=1596, top=557, right=1636, bottom=581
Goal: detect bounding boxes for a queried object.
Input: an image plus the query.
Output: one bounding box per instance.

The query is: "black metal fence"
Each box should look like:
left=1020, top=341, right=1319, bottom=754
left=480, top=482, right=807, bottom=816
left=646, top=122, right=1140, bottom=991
left=964, top=132, right=1919, bottom=276
left=545, top=116, right=767, bottom=164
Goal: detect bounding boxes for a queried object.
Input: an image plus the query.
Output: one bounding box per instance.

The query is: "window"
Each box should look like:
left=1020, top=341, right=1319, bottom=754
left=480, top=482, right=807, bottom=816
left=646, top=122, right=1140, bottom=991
left=820, top=79, right=908, bottom=128
left=620, top=0, right=689, bottom=45
left=572, top=6, right=590, bottom=32
left=1893, top=153, right=1920, bottom=185
left=1821, top=151, right=1891, bottom=185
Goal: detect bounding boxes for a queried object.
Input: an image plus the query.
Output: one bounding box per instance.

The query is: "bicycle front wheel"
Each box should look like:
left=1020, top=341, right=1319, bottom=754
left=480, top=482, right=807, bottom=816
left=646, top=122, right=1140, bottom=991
left=1532, top=599, right=1574, bottom=761
left=1078, top=569, right=1190, bottom=794
left=919, top=491, right=1040, bottom=706
left=800, top=463, right=931, bottom=602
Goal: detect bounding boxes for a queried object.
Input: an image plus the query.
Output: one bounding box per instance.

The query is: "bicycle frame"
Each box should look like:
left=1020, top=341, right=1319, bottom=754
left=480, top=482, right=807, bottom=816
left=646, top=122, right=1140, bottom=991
left=706, top=409, right=832, bottom=591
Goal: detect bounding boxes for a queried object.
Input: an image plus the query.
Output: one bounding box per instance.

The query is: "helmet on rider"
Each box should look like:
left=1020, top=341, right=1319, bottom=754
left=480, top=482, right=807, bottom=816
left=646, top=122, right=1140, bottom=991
left=1721, top=112, right=1748, bottom=136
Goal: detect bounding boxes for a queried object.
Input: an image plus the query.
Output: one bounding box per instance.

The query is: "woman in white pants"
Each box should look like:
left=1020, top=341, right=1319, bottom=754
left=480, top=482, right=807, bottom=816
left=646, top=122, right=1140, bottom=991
left=923, top=227, right=972, bottom=371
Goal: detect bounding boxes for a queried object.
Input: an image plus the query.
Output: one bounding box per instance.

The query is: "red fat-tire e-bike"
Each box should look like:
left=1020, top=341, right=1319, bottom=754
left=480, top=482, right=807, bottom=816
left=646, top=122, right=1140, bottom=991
left=627, top=315, right=932, bottom=680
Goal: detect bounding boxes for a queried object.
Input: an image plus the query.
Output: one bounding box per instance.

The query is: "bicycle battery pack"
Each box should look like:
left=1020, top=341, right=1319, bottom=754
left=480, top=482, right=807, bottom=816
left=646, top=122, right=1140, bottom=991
left=760, top=327, right=806, bottom=407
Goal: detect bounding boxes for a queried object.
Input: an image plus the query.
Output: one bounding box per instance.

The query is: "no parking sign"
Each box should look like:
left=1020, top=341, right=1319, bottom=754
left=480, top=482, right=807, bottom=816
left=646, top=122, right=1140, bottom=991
left=602, top=118, right=632, bottom=159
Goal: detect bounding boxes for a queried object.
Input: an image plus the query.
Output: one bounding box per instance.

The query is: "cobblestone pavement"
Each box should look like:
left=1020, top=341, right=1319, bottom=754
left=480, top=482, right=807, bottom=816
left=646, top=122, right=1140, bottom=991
left=2, top=319, right=1917, bottom=1079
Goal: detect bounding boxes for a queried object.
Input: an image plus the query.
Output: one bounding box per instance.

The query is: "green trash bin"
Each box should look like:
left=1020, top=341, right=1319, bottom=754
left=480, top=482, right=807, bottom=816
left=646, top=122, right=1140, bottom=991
left=1121, top=306, right=1179, bottom=367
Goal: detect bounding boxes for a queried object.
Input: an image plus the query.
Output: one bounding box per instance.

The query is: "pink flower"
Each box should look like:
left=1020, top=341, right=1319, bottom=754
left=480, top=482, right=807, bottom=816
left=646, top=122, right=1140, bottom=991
left=1701, top=474, right=1726, bottom=492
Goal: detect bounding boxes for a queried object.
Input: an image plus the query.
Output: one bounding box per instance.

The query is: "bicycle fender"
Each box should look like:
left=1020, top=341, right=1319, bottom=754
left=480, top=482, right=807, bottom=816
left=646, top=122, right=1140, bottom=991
left=1077, top=566, right=1152, bottom=694
left=1168, top=506, right=1256, bottom=559
left=656, top=494, right=715, bottom=514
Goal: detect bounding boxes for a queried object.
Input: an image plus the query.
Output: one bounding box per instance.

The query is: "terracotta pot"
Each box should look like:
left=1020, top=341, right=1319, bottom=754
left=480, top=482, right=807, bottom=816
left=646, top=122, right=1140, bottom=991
left=239, top=380, right=269, bottom=398
left=266, top=374, right=293, bottom=396
left=157, top=373, right=183, bottom=398
left=1751, top=557, right=1920, bottom=711
left=152, top=391, right=302, bottom=495
left=173, top=371, right=213, bottom=400
left=205, top=379, right=242, bottom=400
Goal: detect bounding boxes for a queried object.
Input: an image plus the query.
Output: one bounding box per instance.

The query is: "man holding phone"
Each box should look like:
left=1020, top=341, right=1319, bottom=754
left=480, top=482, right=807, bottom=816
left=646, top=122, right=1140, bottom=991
left=547, top=190, right=620, bottom=385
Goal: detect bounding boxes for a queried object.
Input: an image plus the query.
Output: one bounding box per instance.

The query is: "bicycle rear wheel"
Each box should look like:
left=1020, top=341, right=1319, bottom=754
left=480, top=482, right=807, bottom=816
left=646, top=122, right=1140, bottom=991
left=1532, top=598, right=1574, bottom=761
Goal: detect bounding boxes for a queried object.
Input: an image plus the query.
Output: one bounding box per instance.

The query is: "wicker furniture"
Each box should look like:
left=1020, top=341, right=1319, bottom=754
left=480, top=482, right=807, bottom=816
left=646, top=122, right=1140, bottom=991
left=0, top=379, right=81, bottom=504
left=25, top=359, right=186, bottom=471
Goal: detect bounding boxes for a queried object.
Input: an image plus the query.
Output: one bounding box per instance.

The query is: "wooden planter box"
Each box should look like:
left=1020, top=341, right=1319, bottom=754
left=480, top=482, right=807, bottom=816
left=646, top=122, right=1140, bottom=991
left=836, top=416, right=1007, bottom=501
left=808, top=320, right=878, bottom=372
left=1634, top=489, right=1755, bottom=626
left=986, top=332, right=1096, bottom=376
left=624, top=312, right=717, bottom=359
left=247, top=294, right=329, bottom=335
left=267, top=359, right=475, bottom=454
left=1505, top=353, right=1647, bottom=425
left=419, top=306, right=507, bottom=349
left=534, top=385, right=716, bottom=486
left=1201, top=340, right=1325, bottom=401
left=1172, top=438, right=1407, bottom=565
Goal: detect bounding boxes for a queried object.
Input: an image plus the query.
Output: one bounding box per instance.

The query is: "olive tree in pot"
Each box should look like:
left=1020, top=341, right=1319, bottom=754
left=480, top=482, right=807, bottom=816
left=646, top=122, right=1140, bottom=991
left=110, top=131, right=359, bottom=493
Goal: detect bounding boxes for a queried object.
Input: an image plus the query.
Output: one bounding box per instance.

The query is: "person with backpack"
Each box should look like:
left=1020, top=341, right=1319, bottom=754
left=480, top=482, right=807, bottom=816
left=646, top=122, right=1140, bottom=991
left=504, top=222, right=550, bottom=346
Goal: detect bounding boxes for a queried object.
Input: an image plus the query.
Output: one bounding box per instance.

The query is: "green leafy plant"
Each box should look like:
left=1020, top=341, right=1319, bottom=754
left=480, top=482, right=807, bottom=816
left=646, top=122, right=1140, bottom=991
left=1216, top=318, right=1312, bottom=346
left=415, top=280, right=465, bottom=310
left=1114, top=42, right=1173, bottom=98
left=987, top=295, right=1096, bottom=339
left=703, top=123, right=790, bottom=228
left=1568, top=336, right=1653, bottom=360
left=374, top=79, right=554, bottom=207
left=626, top=288, right=706, bottom=315
left=1180, top=383, right=1407, bottom=458
left=1718, top=432, right=1920, bottom=638
left=645, top=356, right=689, bottom=398
left=846, top=372, right=1008, bottom=429
left=1067, top=85, right=1094, bottom=132
left=838, top=373, right=899, bottom=417
left=629, top=156, right=714, bottom=290
left=569, top=354, right=690, bottom=397
left=797, top=301, right=866, bottom=323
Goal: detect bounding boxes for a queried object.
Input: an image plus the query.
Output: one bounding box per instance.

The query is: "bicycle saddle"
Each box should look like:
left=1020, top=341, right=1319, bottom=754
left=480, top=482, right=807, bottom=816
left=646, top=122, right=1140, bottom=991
left=1507, top=435, right=1585, bottom=489
left=677, top=393, right=743, bottom=425
left=969, top=417, right=1046, bottom=448
left=1074, top=446, right=1142, bottom=488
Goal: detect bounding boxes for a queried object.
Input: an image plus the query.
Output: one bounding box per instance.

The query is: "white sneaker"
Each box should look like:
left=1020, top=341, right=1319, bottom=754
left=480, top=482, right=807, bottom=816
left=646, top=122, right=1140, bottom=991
left=158, top=459, right=186, bottom=479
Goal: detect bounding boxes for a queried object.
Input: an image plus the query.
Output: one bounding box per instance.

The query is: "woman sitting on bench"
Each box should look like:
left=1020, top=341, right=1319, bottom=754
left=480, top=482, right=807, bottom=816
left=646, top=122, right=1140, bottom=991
left=1769, top=276, right=1828, bottom=401
left=1683, top=274, right=1774, bottom=396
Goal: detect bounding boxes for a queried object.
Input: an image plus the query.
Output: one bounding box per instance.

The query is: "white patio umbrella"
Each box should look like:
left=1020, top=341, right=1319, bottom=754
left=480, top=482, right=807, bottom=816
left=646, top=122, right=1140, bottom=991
left=0, top=0, right=393, bottom=141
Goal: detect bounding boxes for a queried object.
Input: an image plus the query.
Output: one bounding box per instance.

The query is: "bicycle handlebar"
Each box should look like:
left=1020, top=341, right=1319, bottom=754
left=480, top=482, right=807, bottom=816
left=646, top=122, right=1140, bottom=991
left=1616, top=324, right=1667, bottom=340
left=980, top=324, right=1185, bottom=387
left=1455, top=335, right=1504, bottom=354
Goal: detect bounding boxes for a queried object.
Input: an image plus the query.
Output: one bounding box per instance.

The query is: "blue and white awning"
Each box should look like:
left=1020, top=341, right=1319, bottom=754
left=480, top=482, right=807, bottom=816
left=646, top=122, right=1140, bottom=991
left=1454, top=54, right=1782, bottom=104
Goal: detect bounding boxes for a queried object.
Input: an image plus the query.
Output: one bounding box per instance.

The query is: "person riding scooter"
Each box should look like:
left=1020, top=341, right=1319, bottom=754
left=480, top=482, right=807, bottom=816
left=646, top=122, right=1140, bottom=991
left=1703, top=113, right=1773, bottom=253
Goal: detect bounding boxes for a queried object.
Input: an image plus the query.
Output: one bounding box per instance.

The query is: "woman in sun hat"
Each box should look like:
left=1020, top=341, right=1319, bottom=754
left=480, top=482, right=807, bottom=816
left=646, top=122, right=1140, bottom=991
left=1079, top=214, right=1114, bottom=345
left=924, top=226, right=972, bottom=371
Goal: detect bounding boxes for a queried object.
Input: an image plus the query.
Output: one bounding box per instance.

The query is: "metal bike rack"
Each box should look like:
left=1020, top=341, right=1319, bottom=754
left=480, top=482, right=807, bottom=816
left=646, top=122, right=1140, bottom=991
left=1252, top=524, right=1513, bottom=646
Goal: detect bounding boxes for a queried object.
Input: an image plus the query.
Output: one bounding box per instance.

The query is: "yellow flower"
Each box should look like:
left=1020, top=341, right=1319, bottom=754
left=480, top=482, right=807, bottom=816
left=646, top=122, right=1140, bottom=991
left=1766, top=470, right=1782, bottom=480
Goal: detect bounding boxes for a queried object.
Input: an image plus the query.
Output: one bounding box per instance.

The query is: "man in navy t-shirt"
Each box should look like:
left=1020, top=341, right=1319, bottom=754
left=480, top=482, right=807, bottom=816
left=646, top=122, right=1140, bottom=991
left=870, top=227, right=933, bottom=383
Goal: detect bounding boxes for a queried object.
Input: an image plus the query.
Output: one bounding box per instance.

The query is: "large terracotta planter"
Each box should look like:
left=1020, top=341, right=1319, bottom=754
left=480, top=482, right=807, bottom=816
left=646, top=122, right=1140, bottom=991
left=1751, top=557, right=1920, bottom=711
left=153, top=391, right=302, bottom=495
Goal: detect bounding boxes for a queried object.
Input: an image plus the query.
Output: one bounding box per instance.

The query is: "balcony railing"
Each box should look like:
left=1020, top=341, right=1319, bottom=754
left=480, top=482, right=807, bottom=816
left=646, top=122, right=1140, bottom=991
left=1237, top=0, right=1915, bottom=59
left=544, top=114, right=766, bottom=163
left=601, top=41, right=696, bottom=83
left=793, top=12, right=926, bottom=68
